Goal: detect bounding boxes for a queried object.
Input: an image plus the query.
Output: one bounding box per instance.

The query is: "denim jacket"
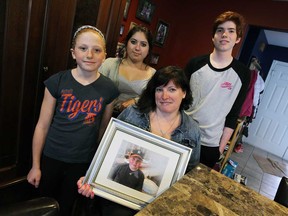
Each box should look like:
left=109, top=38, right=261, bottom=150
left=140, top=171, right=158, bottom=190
left=118, top=105, right=201, bottom=172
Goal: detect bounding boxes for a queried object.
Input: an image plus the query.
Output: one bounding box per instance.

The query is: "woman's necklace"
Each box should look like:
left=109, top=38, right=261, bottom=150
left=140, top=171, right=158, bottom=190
left=155, top=113, right=179, bottom=137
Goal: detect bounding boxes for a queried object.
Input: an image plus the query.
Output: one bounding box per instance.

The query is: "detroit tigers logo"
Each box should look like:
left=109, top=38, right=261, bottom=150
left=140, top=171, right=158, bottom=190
left=60, top=93, right=103, bottom=125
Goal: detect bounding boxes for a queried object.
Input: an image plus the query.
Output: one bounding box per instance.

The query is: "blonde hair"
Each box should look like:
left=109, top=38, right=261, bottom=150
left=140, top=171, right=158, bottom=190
left=72, top=25, right=106, bottom=49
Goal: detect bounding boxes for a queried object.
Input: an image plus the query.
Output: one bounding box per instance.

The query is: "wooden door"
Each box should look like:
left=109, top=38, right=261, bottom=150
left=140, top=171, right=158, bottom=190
left=0, top=0, right=48, bottom=181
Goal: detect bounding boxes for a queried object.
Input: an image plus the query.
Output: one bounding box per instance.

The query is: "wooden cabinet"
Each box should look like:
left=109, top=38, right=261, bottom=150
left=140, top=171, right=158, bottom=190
left=0, top=0, right=125, bottom=195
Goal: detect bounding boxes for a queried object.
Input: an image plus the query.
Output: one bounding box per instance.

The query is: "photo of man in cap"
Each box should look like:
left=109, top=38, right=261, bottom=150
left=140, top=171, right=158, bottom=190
left=110, top=149, right=145, bottom=191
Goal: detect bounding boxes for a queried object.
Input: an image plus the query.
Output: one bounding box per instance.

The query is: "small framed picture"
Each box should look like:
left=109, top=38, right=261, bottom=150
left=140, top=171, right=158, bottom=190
left=83, top=118, right=192, bottom=210
left=120, top=25, right=124, bottom=36
left=136, top=0, right=156, bottom=24
left=116, top=42, right=125, bottom=57
left=129, top=22, right=138, bottom=30
left=154, top=20, right=169, bottom=47
left=150, top=53, right=159, bottom=65
left=123, top=0, right=131, bottom=20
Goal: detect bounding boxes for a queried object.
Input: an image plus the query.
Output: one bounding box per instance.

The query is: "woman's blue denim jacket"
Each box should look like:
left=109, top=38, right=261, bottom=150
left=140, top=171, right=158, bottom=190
left=118, top=106, right=201, bottom=173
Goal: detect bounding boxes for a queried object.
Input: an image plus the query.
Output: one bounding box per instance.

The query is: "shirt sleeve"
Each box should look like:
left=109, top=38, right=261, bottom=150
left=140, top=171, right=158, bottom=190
left=225, top=63, right=251, bottom=129
left=44, top=71, right=66, bottom=98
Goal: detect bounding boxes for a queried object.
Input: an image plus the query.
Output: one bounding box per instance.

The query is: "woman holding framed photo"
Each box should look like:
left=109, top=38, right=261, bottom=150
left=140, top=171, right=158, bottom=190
left=77, top=66, right=201, bottom=216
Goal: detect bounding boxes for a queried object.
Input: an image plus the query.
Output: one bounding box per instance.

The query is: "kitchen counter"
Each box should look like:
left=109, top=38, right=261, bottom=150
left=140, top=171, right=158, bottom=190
left=136, top=163, right=288, bottom=215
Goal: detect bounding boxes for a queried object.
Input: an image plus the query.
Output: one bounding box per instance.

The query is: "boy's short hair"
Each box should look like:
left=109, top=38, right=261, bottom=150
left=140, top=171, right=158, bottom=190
left=212, top=11, right=245, bottom=39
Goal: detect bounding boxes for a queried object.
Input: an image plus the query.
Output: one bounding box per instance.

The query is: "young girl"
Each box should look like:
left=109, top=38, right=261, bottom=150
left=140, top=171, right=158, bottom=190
left=27, top=25, right=119, bottom=216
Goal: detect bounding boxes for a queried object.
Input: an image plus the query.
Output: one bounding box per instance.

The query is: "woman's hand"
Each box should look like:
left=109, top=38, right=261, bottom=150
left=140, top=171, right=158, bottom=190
left=121, top=98, right=136, bottom=110
left=77, top=177, right=95, bottom=199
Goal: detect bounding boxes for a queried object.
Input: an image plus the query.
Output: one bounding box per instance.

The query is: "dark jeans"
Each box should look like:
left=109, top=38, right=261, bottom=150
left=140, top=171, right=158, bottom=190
left=76, top=196, right=138, bottom=216
left=200, top=145, right=220, bottom=168
left=39, top=155, right=89, bottom=216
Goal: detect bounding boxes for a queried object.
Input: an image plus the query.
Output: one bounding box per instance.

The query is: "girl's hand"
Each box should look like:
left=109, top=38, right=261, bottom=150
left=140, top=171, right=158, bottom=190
left=27, top=167, right=41, bottom=188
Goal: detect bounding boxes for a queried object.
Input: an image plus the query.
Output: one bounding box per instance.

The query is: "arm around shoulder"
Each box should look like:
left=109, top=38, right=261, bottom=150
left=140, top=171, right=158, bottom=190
left=117, top=105, right=135, bottom=122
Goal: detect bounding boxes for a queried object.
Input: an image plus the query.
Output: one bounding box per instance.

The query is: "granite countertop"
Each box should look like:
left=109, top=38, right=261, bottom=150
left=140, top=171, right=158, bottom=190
left=136, top=163, right=288, bottom=216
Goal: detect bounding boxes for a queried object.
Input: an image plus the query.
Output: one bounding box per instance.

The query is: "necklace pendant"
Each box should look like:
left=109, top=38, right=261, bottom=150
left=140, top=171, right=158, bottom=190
left=160, top=130, right=165, bottom=137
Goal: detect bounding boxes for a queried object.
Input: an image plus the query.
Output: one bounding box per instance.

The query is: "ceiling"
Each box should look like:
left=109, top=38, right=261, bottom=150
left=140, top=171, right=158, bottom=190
left=264, top=30, right=288, bottom=48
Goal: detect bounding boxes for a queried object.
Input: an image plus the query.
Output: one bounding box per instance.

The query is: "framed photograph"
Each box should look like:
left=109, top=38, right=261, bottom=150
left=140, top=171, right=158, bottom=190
left=120, top=25, right=124, bottom=36
left=129, top=22, right=138, bottom=30
left=150, top=53, right=159, bottom=65
left=123, top=0, right=131, bottom=20
left=136, top=0, right=156, bottom=24
left=154, top=20, right=169, bottom=47
left=84, top=118, right=192, bottom=210
left=116, top=42, right=125, bottom=57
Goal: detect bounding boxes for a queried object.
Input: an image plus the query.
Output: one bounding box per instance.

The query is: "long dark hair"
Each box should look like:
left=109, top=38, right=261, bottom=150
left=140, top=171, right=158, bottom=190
left=118, top=25, right=153, bottom=63
left=137, top=66, right=192, bottom=113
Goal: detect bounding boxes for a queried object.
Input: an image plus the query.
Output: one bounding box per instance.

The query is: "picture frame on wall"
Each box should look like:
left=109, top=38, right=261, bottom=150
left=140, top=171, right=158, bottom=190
left=154, top=20, right=169, bottom=47
left=136, top=0, right=156, bottom=24
left=129, top=22, right=138, bottom=30
left=83, top=118, right=192, bottom=210
left=116, top=42, right=125, bottom=57
left=123, top=0, right=131, bottom=20
left=150, top=53, right=159, bottom=65
left=120, top=25, right=124, bottom=36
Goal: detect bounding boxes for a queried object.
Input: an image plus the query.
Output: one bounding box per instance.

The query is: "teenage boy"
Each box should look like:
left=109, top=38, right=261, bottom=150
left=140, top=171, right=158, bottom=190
left=185, top=11, right=250, bottom=168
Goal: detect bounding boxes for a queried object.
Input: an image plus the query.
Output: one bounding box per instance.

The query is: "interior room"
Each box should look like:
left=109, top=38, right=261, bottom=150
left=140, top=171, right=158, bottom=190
left=1, top=0, right=288, bottom=215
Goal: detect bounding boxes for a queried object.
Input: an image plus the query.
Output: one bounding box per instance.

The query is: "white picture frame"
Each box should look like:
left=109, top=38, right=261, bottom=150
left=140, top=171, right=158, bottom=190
left=83, top=118, right=192, bottom=210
